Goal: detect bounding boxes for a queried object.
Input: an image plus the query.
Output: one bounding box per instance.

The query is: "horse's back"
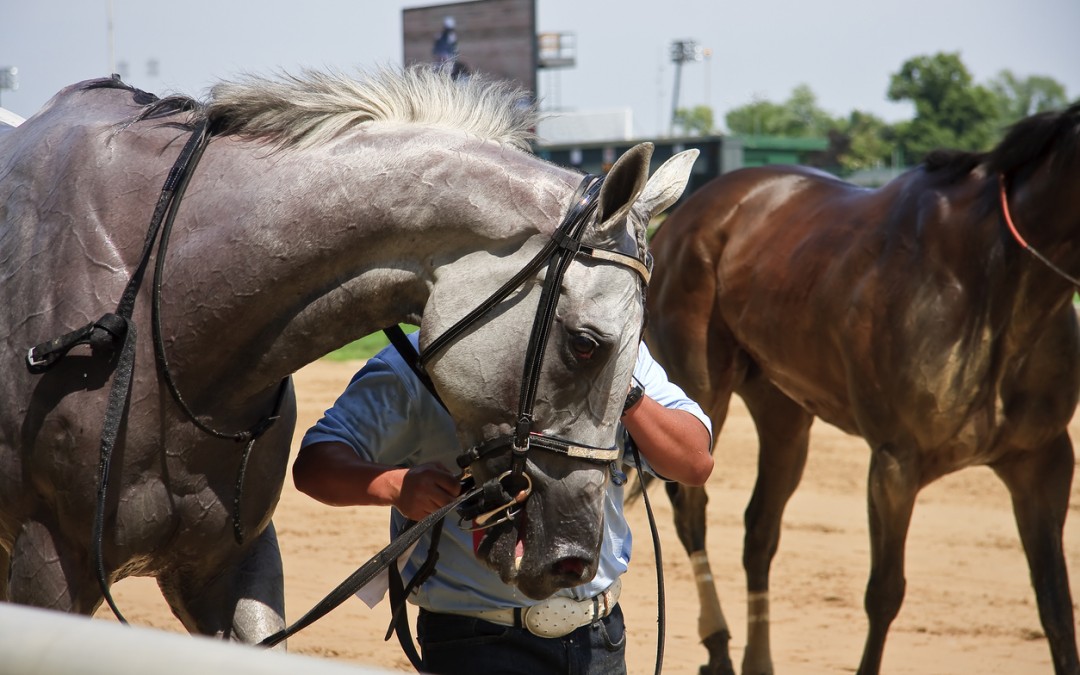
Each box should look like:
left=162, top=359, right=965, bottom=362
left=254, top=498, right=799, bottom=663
left=655, top=164, right=869, bottom=257
left=648, top=165, right=928, bottom=431
left=649, top=166, right=863, bottom=347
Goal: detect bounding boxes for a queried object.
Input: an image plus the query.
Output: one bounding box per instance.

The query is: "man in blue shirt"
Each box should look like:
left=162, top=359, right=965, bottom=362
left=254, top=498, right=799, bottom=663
left=294, top=335, right=712, bottom=674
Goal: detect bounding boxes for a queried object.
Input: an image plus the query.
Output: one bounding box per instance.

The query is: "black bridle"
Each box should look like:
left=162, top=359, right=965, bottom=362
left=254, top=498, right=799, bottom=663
left=415, top=174, right=652, bottom=497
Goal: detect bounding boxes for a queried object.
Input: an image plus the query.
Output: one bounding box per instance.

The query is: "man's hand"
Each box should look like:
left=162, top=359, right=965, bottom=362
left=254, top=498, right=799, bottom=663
left=393, top=462, right=462, bottom=521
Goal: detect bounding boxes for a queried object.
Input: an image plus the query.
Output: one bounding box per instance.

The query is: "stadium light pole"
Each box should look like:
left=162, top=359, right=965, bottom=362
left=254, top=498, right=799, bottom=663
left=107, top=0, right=115, bottom=75
left=669, top=39, right=702, bottom=136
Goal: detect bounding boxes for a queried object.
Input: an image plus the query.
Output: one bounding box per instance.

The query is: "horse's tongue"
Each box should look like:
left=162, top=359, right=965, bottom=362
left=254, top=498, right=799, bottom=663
left=471, top=526, right=526, bottom=570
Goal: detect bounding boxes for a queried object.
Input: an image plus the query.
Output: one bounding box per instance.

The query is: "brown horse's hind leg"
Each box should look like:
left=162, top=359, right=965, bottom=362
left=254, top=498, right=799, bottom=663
left=667, top=482, right=736, bottom=675
left=8, top=517, right=102, bottom=614
left=646, top=280, right=745, bottom=674
left=992, top=435, right=1079, bottom=675
left=737, top=377, right=813, bottom=675
left=857, top=443, right=919, bottom=675
left=158, top=521, right=286, bottom=646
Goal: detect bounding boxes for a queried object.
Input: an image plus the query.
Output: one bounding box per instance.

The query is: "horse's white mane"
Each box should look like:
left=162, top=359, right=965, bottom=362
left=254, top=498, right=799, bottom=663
left=205, top=65, right=537, bottom=151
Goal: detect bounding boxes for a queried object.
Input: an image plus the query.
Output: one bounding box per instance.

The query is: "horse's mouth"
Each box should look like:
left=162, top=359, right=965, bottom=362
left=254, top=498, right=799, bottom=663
left=473, top=512, right=598, bottom=600
left=472, top=512, right=524, bottom=559
left=501, top=524, right=590, bottom=581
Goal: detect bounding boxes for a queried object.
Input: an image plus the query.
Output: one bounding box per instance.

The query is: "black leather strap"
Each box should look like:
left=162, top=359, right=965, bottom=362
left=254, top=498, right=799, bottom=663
left=387, top=564, right=424, bottom=670
left=384, top=519, right=445, bottom=672
left=259, top=484, right=481, bottom=649
left=383, top=325, right=447, bottom=413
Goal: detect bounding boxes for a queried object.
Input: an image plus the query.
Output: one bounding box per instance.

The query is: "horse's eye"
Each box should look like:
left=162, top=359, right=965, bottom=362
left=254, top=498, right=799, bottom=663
left=570, top=333, right=598, bottom=360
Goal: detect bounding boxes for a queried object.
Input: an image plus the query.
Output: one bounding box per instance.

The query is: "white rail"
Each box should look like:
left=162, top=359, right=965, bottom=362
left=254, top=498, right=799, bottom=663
left=0, top=602, right=396, bottom=675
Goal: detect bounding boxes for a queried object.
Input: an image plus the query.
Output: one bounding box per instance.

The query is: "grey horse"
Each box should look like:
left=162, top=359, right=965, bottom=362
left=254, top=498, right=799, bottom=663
left=0, top=66, right=696, bottom=644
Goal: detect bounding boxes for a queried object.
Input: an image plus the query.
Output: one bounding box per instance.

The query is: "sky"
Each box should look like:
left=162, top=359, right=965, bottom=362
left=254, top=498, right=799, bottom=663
left=2, top=0, right=1078, bottom=139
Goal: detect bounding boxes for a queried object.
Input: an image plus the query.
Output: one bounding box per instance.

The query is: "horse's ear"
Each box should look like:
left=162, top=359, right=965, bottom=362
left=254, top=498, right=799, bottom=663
left=636, top=149, right=699, bottom=219
left=597, top=142, right=655, bottom=226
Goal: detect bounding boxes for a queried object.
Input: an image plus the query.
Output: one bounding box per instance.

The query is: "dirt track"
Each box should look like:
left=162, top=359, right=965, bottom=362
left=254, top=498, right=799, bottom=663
left=97, top=358, right=1079, bottom=674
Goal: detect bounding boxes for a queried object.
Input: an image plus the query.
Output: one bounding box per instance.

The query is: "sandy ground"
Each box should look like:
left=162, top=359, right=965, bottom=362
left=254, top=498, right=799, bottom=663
left=95, top=358, right=1079, bottom=674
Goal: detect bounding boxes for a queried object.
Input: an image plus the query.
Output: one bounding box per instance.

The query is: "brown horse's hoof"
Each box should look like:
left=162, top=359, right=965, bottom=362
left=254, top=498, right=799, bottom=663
left=700, top=630, right=736, bottom=675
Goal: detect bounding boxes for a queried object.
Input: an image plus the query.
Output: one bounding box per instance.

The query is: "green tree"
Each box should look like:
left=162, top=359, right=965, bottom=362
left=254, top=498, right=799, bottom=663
left=673, top=105, right=714, bottom=136
left=886, top=52, right=1000, bottom=163
left=988, top=69, right=1069, bottom=123
left=725, top=97, right=786, bottom=136
left=725, top=85, right=838, bottom=137
left=829, top=110, right=896, bottom=172
left=785, top=84, right=836, bottom=137
left=716, top=54, right=1072, bottom=175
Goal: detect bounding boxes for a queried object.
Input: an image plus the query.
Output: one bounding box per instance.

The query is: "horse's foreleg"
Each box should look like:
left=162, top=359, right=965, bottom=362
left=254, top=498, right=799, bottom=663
left=160, top=521, right=286, bottom=647
left=738, top=380, right=813, bottom=675
left=857, top=443, right=918, bottom=675
left=8, top=516, right=102, bottom=614
left=667, top=482, right=735, bottom=675
left=231, top=521, right=287, bottom=645
left=992, top=435, right=1079, bottom=675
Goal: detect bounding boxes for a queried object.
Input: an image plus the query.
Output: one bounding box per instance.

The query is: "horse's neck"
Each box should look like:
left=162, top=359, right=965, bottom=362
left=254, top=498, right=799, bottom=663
left=980, top=161, right=1079, bottom=344
left=1002, top=159, right=1080, bottom=297
left=171, top=129, right=572, bottom=402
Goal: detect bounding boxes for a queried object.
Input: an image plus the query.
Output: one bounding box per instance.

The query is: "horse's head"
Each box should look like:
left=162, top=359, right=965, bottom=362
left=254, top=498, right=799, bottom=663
left=420, top=142, right=698, bottom=599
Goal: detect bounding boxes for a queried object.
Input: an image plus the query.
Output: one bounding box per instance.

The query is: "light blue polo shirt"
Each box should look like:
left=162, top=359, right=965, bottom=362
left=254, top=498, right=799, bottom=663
left=302, top=335, right=711, bottom=613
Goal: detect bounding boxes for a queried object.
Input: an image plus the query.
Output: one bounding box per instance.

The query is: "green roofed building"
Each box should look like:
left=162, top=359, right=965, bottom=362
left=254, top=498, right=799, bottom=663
left=735, top=135, right=829, bottom=167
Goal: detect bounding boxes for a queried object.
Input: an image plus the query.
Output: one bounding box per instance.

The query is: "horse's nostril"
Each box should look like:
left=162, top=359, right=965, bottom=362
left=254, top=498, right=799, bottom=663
left=551, top=557, right=588, bottom=579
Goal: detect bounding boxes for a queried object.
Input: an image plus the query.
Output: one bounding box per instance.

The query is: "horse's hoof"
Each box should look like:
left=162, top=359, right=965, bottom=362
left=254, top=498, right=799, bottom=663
left=701, top=630, right=736, bottom=675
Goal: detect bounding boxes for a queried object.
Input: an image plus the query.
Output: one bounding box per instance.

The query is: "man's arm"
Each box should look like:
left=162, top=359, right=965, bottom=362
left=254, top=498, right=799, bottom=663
left=293, top=441, right=461, bottom=521
left=620, top=395, right=713, bottom=486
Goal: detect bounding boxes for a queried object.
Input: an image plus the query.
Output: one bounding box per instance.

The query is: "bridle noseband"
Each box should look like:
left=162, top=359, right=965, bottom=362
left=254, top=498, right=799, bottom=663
left=415, top=173, right=651, bottom=521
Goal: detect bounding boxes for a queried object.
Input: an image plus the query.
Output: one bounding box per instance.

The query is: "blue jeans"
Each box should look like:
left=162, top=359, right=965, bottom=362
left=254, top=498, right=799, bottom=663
left=416, top=604, right=627, bottom=675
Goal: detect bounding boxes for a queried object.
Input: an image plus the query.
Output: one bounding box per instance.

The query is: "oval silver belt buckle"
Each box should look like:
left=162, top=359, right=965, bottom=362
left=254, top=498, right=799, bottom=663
left=522, top=603, right=571, bottom=638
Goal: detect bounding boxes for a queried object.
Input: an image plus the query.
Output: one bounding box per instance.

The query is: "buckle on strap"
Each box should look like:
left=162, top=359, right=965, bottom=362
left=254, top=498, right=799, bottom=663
left=26, top=314, right=129, bottom=374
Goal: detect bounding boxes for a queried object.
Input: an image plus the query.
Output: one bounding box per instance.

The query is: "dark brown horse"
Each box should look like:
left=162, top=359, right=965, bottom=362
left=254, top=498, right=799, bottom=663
left=645, top=103, right=1080, bottom=675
